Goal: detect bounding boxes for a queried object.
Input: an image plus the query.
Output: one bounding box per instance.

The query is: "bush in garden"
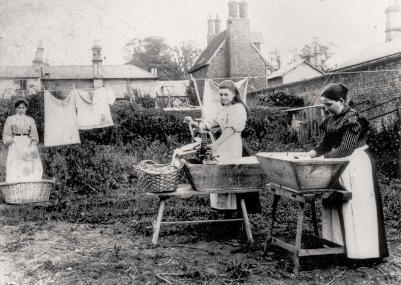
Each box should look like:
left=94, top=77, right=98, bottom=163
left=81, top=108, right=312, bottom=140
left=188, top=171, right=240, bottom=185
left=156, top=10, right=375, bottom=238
left=259, top=90, right=304, bottom=107
left=367, top=124, right=400, bottom=178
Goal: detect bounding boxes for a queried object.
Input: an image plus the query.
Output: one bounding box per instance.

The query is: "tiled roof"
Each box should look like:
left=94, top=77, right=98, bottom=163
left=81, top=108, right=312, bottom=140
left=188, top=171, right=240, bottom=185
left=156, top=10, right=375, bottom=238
left=334, top=37, right=401, bottom=70
left=0, top=66, right=40, bottom=78
left=188, top=30, right=227, bottom=73
left=42, top=64, right=157, bottom=79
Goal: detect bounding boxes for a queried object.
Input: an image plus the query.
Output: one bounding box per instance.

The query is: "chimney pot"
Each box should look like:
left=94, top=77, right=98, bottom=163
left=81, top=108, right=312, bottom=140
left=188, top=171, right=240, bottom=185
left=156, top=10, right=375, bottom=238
left=385, top=1, right=401, bottom=42
left=239, top=1, right=248, bottom=18
left=215, top=15, right=221, bottom=34
left=228, top=1, right=239, bottom=18
left=207, top=15, right=214, bottom=34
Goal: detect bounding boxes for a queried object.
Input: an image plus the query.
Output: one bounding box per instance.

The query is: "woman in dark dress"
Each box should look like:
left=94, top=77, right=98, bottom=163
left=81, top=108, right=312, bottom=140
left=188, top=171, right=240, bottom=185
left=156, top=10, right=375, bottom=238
left=305, top=83, right=388, bottom=260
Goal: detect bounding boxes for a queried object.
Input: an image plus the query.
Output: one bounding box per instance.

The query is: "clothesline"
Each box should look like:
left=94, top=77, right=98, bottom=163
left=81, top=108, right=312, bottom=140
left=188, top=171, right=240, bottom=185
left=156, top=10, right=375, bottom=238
left=6, top=67, right=401, bottom=94
left=190, top=68, right=401, bottom=81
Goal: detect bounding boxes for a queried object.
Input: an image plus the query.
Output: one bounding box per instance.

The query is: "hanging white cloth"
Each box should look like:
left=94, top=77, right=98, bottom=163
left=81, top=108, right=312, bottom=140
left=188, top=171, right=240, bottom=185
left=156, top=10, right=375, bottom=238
left=235, top=77, right=249, bottom=104
left=201, top=80, right=221, bottom=122
left=44, top=90, right=81, bottom=147
left=75, top=87, right=115, bottom=130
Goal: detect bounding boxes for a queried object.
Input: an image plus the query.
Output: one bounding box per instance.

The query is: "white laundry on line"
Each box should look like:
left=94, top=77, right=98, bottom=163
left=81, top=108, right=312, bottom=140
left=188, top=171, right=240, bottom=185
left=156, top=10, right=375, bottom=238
left=74, top=87, right=115, bottom=130
left=44, top=90, right=81, bottom=147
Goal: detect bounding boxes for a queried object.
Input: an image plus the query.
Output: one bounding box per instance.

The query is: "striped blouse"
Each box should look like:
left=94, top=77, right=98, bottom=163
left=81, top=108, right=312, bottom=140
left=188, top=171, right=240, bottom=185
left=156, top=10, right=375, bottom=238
left=314, top=105, right=370, bottom=158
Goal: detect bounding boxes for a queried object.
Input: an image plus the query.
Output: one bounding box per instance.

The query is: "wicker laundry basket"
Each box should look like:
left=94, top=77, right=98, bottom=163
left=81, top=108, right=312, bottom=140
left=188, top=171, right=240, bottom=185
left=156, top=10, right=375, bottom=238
left=0, top=179, right=55, bottom=204
left=134, top=160, right=180, bottom=193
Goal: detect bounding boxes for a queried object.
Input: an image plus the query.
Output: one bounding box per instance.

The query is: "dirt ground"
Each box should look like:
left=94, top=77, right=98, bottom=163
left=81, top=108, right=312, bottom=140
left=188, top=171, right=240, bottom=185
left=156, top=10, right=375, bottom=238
left=1, top=219, right=401, bottom=285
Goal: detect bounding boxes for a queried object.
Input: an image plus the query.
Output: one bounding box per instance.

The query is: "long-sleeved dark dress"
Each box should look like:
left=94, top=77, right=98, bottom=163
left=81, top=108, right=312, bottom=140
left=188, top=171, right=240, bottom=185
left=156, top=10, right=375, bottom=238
left=313, top=105, right=388, bottom=259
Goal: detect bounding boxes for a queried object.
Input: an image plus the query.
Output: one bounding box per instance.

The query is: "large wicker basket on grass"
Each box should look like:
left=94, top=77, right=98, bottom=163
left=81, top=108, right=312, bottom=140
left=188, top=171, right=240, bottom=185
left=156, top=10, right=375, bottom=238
left=134, top=160, right=180, bottom=193
left=0, top=179, right=55, bottom=204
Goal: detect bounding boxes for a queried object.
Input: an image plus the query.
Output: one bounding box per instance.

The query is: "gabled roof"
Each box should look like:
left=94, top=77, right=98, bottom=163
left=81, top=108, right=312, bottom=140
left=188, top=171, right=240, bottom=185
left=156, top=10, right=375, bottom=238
left=268, top=60, right=324, bottom=79
left=251, top=43, right=269, bottom=66
left=42, top=65, right=157, bottom=80
left=188, top=30, right=227, bottom=73
left=0, top=66, right=40, bottom=78
left=334, top=37, right=401, bottom=70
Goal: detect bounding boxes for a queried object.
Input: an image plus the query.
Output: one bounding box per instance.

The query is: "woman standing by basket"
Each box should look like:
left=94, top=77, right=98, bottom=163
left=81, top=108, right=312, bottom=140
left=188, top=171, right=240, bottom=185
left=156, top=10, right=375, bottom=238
left=185, top=80, right=257, bottom=210
left=2, top=98, right=43, bottom=183
left=303, top=83, right=388, bottom=260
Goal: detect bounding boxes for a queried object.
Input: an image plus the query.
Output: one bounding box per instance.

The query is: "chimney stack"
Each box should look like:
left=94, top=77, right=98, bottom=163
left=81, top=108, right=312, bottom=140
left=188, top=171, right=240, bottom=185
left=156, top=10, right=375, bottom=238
left=207, top=15, right=216, bottom=45
left=239, top=1, right=248, bottom=18
left=92, top=44, right=103, bottom=87
left=227, top=1, right=251, bottom=78
left=228, top=1, right=239, bottom=18
left=92, top=44, right=103, bottom=78
left=215, top=14, right=221, bottom=34
left=32, top=41, right=44, bottom=68
left=385, top=0, right=401, bottom=42
left=207, top=15, right=214, bottom=34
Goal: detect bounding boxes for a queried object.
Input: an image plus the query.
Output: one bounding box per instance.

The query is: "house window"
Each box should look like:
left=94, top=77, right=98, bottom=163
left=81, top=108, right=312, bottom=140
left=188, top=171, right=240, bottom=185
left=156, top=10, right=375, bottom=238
left=18, top=80, right=27, bottom=90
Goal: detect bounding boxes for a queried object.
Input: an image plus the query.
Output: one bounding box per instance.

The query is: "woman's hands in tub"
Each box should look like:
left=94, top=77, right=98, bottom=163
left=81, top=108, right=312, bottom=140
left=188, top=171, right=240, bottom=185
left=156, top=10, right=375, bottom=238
left=184, top=116, right=198, bottom=128
left=293, top=150, right=317, bottom=159
left=293, top=153, right=312, bottom=160
left=184, top=116, right=193, bottom=124
left=206, top=143, right=218, bottom=158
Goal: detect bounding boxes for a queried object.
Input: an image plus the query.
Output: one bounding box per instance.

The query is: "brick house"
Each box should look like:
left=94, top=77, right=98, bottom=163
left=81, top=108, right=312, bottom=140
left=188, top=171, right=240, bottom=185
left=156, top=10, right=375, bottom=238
left=188, top=1, right=270, bottom=106
left=251, top=1, right=401, bottom=137
left=0, top=43, right=158, bottom=99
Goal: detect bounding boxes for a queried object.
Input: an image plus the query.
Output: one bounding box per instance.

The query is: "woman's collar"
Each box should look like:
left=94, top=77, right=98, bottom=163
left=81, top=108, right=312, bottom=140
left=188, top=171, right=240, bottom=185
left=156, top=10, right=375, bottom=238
left=334, top=104, right=350, bottom=116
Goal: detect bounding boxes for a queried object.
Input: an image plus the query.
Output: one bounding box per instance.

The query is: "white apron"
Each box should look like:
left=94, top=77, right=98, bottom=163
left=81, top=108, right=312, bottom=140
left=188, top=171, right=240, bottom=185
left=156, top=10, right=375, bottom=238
left=6, top=136, right=43, bottom=183
left=322, top=146, right=387, bottom=259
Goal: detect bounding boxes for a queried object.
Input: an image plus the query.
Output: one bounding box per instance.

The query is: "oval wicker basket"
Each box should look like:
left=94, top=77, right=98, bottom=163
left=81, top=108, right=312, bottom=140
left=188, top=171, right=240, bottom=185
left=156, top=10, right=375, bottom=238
left=0, top=179, right=55, bottom=204
left=134, top=160, right=180, bottom=193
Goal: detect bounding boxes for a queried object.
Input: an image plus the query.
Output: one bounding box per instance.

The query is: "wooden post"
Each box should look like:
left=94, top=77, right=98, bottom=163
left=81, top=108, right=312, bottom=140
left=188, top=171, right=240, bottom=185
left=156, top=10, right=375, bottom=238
left=152, top=199, right=166, bottom=245
left=264, top=195, right=279, bottom=254
left=240, top=199, right=253, bottom=243
left=190, top=74, right=203, bottom=108
left=311, top=200, right=319, bottom=237
left=293, top=202, right=305, bottom=274
left=397, top=107, right=401, bottom=177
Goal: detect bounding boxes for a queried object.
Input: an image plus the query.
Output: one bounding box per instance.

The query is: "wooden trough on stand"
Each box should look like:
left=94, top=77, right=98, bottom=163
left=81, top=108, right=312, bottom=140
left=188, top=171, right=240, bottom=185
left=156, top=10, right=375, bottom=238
left=256, top=152, right=351, bottom=273
left=148, top=156, right=267, bottom=245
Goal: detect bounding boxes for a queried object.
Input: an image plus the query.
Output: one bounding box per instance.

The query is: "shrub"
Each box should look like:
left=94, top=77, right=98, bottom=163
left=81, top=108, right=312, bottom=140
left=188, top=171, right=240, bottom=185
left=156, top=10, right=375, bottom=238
left=259, top=91, right=304, bottom=108
left=367, top=124, right=400, bottom=178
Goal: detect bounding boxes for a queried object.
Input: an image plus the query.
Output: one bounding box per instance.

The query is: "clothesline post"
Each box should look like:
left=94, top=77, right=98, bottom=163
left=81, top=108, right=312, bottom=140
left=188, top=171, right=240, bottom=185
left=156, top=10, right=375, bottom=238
left=190, top=74, right=203, bottom=108
left=397, top=106, right=401, bottom=178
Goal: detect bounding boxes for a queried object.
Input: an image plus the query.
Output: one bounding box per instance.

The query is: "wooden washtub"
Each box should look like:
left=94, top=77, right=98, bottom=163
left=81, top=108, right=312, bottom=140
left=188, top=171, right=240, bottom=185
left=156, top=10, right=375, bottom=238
left=256, top=152, right=349, bottom=190
left=182, top=156, right=266, bottom=191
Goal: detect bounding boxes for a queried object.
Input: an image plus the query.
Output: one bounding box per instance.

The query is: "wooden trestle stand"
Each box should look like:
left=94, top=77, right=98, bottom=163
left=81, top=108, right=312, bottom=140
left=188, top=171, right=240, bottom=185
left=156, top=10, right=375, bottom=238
left=147, top=187, right=260, bottom=246
left=264, top=183, right=352, bottom=273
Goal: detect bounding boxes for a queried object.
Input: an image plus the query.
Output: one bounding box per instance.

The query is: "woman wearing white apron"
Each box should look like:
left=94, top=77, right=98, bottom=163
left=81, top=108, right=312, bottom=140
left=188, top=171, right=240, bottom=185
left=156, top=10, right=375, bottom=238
left=185, top=80, right=250, bottom=210
left=2, top=98, right=43, bottom=183
left=305, top=83, right=388, bottom=260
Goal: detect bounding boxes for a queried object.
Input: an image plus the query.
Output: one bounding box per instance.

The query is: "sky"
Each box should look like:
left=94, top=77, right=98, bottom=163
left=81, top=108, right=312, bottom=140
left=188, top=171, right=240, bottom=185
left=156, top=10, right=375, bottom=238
left=0, top=0, right=391, bottom=67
